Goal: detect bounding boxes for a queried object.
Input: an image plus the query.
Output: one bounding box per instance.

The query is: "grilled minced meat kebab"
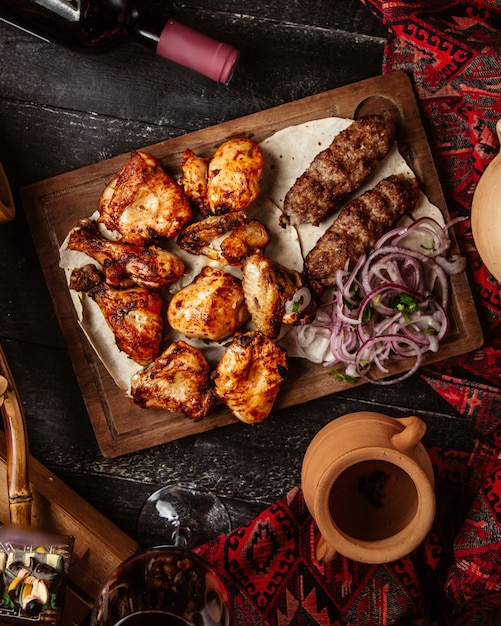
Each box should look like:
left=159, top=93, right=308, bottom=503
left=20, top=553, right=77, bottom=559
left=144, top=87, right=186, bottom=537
left=281, top=115, right=396, bottom=226
left=304, top=174, right=420, bottom=286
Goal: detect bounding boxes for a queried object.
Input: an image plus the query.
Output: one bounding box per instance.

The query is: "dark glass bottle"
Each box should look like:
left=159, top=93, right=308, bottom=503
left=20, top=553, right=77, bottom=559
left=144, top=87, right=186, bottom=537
left=0, top=0, right=239, bottom=83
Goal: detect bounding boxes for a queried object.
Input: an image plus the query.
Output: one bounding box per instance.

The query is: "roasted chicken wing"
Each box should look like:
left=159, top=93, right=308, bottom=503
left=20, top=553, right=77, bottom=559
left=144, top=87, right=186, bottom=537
left=167, top=266, right=249, bottom=342
left=131, top=341, right=214, bottom=420
left=212, top=330, right=288, bottom=424
left=281, top=115, right=396, bottom=226
left=98, top=150, right=192, bottom=245
left=179, top=148, right=209, bottom=214
left=304, top=174, right=420, bottom=286
left=180, top=138, right=264, bottom=216
left=67, top=218, right=185, bottom=290
left=242, top=253, right=320, bottom=339
left=69, top=264, right=163, bottom=366
left=176, top=211, right=270, bottom=266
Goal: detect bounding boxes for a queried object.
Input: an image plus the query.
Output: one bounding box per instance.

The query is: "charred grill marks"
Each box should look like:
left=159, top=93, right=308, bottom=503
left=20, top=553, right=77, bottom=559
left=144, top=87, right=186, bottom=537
left=281, top=115, right=396, bottom=227
left=304, top=174, right=420, bottom=286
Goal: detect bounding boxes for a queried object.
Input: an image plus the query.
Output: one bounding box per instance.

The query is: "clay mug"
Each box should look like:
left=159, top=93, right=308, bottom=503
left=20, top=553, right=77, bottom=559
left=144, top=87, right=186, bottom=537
left=301, top=411, right=435, bottom=564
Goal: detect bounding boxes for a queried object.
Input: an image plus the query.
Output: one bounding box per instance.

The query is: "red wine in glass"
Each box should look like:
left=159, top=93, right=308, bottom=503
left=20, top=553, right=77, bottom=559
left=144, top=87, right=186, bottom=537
left=91, top=547, right=234, bottom=625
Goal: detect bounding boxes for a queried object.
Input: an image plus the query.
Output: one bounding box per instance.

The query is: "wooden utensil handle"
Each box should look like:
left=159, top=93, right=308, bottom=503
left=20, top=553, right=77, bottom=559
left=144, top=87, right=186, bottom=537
left=0, top=344, right=33, bottom=526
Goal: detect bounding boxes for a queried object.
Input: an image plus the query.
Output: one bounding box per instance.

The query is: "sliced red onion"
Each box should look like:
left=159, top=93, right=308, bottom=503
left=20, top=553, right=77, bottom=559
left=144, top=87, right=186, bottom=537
left=293, top=215, right=464, bottom=385
left=284, top=286, right=312, bottom=314
left=355, top=335, right=423, bottom=385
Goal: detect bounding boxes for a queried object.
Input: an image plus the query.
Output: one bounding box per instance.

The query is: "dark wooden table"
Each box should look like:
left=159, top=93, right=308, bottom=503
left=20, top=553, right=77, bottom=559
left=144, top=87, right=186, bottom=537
left=0, top=0, right=485, bottom=590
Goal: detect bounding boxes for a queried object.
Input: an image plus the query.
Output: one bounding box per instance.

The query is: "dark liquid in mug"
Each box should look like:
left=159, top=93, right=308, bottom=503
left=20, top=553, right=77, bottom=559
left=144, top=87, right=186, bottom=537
left=115, top=612, right=193, bottom=626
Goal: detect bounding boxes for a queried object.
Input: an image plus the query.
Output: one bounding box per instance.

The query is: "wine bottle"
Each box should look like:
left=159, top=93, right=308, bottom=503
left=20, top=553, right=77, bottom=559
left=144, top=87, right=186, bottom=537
left=0, top=0, right=239, bottom=84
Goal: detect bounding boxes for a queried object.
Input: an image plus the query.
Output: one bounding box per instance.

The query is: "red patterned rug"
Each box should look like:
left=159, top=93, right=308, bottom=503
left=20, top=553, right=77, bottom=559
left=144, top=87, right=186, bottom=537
left=197, top=440, right=501, bottom=625
left=197, top=2, right=501, bottom=624
left=362, top=0, right=501, bottom=431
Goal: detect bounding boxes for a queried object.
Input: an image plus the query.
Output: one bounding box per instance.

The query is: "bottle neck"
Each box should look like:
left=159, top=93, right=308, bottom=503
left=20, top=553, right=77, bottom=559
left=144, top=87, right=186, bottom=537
left=130, top=11, right=160, bottom=50
left=131, top=14, right=239, bottom=84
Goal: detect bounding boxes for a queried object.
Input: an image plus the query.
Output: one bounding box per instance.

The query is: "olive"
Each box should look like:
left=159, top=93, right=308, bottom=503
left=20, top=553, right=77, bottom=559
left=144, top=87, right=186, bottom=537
left=24, top=599, right=43, bottom=617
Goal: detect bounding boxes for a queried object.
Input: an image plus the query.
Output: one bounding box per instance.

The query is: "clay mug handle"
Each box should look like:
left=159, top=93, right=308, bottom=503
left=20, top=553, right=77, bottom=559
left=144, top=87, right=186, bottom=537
left=316, top=535, right=337, bottom=563
left=496, top=118, right=501, bottom=143
left=391, top=416, right=427, bottom=455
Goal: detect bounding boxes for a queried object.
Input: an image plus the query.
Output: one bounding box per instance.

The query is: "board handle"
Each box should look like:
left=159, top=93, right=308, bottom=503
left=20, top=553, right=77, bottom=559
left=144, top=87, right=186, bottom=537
left=0, top=344, right=33, bottom=527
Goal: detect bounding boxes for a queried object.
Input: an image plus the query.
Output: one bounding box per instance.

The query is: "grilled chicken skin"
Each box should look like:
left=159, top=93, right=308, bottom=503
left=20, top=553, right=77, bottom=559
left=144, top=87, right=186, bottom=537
left=98, top=150, right=192, bottom=245
left=281, top=115, right=396, bottom=226
left=131, top=341, right=214, bottom=420
left=177, top=211, right=270, bottom=266
left=167, top=266, right=249, bottom=342
left=180, top=138, right=264, bottom=217
left=242, top=254, right=320, bottom=339
left=213, top=330, right=288, bottom=424
left=179, top=149, right=210, bottom=215
left=69, top=264, right=163, bottom=366
left=67, top=218, right=184, bottom=290
left=304, top=174, right=420, bottom=286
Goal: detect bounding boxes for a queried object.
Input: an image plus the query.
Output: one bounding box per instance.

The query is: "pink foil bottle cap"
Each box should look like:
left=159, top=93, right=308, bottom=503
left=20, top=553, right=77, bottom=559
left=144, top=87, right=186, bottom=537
left=156, top=20, right=239, bottom=84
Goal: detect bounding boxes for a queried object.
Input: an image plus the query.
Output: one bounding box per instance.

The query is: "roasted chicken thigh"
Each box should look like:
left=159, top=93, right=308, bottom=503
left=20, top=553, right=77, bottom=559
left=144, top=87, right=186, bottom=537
left=67, top=218, right=184, bottom=290
left=213, top=330, right=288, bottom=424
left=167, top=266, right=249, bottom=342
left=98, top=150, right=192, bottom=245
left=180, top=138, right=264, bottom=216
left=69, top=264, right=163, bottom=366
left=131, top=341, right=214, bottom=420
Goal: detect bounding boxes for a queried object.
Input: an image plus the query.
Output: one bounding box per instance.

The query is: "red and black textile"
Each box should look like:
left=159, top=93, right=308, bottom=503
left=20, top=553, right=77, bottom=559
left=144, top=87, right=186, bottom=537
left=196, top=441, right=501, bottom=624
left=360, top=0, right=501, bottom=433
left=197, top=2, right=501, bottom=624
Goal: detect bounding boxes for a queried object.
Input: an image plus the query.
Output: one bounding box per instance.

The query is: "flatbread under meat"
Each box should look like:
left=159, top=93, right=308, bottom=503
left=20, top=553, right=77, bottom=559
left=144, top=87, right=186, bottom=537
left=304, top=174, right=420, bottom=286
left=281, top=115, right=396, bottom=227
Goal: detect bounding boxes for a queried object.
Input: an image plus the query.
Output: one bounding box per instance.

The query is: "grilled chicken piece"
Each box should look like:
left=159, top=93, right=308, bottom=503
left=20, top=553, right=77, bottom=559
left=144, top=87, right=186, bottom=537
left=177, top=211, right=270, bottom=266
left=181, top=138, right=264, bottom=217
left=242, top=254, right=320, bottom=339
left=207, top=138, right=264, bottom=215
left=69, top=264, right=163, bottom=366
left=167, top=266, right=249, bottom=342
left=131, top=341, right=214, bottom=420
left=213, top=331, right=288, bottom=424
left=304, top=174, right=420, bottom=286
left=180, top=148, right=210, bottom=214
left=281, top=115, right=396, bottom=226
left=98, top=150, right=192, bottom=245
left=67, top=218, right=184, bottom=290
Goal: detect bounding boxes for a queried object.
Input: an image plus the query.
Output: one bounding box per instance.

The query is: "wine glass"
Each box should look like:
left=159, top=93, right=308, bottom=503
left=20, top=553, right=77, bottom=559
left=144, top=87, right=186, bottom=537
left=90, top=545, right=234, bottom=625
left=135, top=483, right=232, bottom=550
left=90, top=483, right=234, bottom=625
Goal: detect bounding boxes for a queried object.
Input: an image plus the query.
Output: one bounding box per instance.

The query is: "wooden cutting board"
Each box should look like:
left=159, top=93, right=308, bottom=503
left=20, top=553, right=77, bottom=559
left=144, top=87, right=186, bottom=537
left=21, top=71, right=483, bottom=458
